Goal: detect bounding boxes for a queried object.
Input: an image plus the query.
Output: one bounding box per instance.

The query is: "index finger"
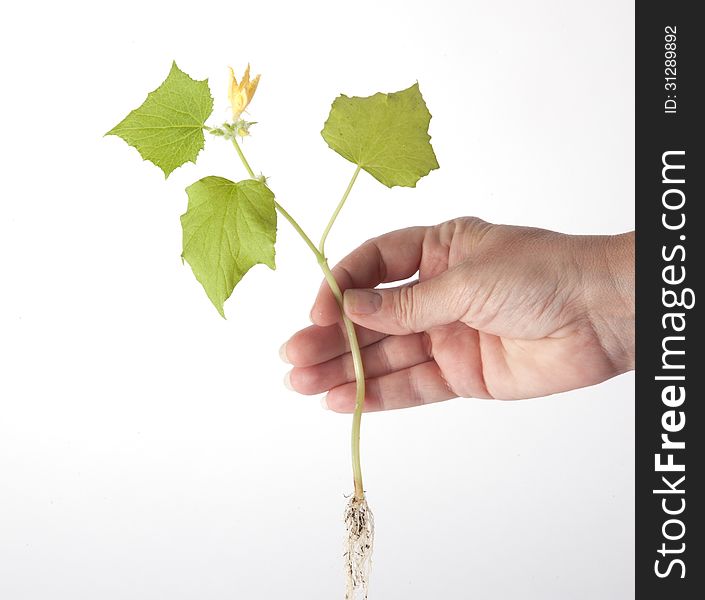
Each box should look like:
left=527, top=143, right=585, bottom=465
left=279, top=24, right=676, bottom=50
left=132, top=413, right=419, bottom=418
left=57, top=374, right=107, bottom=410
left=312, top=226, right=428, bottom=326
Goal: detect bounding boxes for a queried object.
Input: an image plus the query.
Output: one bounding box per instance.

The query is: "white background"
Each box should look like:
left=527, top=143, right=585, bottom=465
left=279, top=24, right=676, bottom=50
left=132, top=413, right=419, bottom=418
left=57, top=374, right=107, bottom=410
left=0, top=1, right=634, bottom=598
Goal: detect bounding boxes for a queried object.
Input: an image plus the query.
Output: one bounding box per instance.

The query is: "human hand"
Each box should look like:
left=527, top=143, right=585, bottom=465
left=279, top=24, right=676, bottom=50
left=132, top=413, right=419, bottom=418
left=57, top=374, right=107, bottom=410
left=281, top=218, right=634, bottom=412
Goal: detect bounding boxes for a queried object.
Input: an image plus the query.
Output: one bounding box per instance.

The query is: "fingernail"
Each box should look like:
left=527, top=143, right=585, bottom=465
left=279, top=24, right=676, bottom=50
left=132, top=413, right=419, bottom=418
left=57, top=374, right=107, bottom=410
left=279, top=342, right=290, bottom=364
left=320, top=394, right=330, bottom=410
left=345, top=289, right=382, bottom=315
left=283, top=370, right=294, bottom=391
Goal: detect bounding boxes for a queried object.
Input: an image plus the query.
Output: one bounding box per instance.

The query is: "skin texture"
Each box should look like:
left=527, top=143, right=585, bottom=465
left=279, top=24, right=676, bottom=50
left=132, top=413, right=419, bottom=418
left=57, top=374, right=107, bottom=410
left=282, top=218, right=635, bottom=412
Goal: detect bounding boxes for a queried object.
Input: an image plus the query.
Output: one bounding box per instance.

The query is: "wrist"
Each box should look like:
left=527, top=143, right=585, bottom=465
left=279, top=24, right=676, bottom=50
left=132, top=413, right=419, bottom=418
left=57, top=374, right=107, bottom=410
left=576, top=232, right=635, bottom=373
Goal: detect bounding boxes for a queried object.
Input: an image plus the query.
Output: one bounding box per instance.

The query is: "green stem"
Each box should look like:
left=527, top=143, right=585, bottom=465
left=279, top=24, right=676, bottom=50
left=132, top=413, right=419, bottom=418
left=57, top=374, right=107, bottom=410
left=274, top=201, right=321, bottom=260
left=229, top=135, right=366, bottom=500
left=318, top=259, right=366, bottom=499
left=231, top=137, right=256, bottom=179
left=319, top=165, right=361, bottom=256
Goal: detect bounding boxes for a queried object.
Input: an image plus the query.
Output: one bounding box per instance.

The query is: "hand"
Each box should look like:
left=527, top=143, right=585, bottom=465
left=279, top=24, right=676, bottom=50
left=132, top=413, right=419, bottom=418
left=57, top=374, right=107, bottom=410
left=281, top=218, right=634, bottom=412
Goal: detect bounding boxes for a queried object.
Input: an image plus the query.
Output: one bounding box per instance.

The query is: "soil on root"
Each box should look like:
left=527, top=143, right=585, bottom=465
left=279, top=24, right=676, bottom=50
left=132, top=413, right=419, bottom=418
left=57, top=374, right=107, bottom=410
left=344, top=495, right=374, bottom=600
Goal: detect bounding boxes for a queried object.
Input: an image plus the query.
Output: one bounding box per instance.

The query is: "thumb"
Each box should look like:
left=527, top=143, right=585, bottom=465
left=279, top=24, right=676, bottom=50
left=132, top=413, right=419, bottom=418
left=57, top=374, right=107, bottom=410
left=343, top=265, right=472, bottom=335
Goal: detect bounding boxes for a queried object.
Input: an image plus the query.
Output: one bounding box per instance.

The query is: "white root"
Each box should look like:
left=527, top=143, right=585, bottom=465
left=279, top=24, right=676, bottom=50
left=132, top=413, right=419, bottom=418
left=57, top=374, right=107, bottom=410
left=344, top=495, right=375, bottom=600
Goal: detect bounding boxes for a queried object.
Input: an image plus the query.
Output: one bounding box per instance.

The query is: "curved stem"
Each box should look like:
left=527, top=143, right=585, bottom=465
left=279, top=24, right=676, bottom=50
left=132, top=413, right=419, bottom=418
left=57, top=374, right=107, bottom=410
left=318, top=259, right=366, bottom=499
left=229, top=135, right=366, bottom=499
left=319, top=165, right=361, bottom=256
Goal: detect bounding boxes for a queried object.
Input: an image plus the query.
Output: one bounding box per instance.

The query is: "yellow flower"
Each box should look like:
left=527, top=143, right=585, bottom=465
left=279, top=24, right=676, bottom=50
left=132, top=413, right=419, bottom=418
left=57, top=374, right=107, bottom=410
left=228, top=64, right=260, bottom=121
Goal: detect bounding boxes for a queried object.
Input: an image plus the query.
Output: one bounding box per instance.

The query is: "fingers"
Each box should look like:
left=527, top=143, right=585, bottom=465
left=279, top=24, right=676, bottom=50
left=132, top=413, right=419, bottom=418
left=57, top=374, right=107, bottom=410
left=312, top=226, right=428, bottom=326
left=282, top=323, right=386, bottom=368
left=343, top=264, right=473, bottom=336
left=324, top=361, right=457, bottom=413
left=288, top=332, right=433, bottom=395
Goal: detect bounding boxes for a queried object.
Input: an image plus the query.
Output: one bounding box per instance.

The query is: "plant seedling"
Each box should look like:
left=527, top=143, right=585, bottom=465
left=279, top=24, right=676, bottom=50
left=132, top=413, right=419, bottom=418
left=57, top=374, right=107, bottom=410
left=106, top=61, right=438, bottom=599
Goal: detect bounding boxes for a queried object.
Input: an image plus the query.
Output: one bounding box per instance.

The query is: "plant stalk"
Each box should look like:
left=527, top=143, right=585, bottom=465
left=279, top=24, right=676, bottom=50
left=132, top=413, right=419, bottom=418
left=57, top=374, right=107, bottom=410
left=230, top=137, right=366, bottom=499
left=317, top=257, right=366, bottom=499
left=319, top=165, right=361, bottom=256
left=274, top=200, right=321, bottom=259
left=231, top=138, right=256, bottom=178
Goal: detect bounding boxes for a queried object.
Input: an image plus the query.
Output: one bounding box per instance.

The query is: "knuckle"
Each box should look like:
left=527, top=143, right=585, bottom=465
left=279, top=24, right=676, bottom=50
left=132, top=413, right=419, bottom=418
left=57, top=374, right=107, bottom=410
left=393, top=285, right=417, bottom=331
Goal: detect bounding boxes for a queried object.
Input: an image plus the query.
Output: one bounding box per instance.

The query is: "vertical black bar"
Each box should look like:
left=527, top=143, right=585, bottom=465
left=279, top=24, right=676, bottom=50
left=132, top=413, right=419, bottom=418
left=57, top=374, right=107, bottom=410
left=636, top=1, right=703, bottom=598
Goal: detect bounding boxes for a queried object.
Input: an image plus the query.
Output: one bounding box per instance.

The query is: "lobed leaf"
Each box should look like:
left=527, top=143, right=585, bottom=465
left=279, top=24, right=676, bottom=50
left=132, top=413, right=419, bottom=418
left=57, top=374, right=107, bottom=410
left=181, top=177, right=277, bottom=317
left=106, top=62, right=214, bottom=178
left=321, top=83, right=439, bottom=188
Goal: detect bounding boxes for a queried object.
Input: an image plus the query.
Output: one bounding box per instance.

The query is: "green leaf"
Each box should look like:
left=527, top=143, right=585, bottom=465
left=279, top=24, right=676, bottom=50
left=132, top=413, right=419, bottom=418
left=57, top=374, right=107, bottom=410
left=181, top=177, right=277, bottom=317
left=321, top=83, right=439, bottom=188
left=106, top=62, right=214, bottom=178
